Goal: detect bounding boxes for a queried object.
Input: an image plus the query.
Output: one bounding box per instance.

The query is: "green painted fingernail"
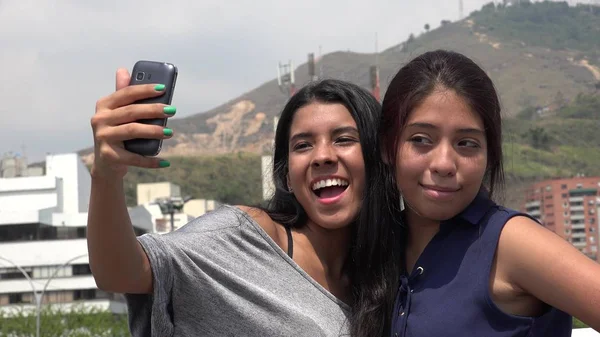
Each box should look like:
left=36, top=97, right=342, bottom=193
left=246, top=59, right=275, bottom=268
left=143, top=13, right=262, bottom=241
left=154, top=84, right=165, bottom=91
left=159, top=160, right=170, bottom=168
left=163, top=106, right=176, bottom=115
left=163, top=128, right=173, bottom=136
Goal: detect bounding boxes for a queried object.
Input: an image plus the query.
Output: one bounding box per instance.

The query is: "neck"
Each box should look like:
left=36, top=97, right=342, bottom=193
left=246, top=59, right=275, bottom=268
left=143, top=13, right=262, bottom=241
left=405, top=209, right=441, bottom=271
left=296, top=221, right=351, bottom=279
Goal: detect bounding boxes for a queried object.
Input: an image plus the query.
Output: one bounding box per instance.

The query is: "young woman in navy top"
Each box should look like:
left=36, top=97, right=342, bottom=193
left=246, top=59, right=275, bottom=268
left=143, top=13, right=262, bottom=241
left=375, top=50, right=600, bottom=336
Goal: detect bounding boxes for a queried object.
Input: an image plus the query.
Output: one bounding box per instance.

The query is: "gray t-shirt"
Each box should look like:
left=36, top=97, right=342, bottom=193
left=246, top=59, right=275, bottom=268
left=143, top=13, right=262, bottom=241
left=125, top=205, right=352, bottom=337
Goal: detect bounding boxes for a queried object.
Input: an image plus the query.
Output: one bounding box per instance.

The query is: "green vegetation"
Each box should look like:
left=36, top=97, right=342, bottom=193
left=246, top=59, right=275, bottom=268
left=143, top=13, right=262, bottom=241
left=472, top=1, right=600, bottom=65
left=123, top=152, right=263, bottom=207
left=0, top=305, right=129, bottom=336
left=504, top=93, right=600, bottom=181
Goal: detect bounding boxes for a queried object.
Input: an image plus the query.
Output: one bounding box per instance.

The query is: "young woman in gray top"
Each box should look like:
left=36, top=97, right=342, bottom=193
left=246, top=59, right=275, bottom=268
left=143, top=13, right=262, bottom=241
left=87, top=70, right=397, bottom=336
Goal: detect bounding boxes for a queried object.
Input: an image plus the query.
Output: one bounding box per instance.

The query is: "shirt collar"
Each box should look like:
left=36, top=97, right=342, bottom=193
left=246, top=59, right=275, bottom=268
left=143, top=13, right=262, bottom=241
left=453, top=189, right=496, bottom=225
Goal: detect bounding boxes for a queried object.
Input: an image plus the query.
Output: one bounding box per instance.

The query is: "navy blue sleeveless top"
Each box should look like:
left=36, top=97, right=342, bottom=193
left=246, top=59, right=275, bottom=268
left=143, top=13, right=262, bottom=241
left=391, top=192, right=573, bottom=337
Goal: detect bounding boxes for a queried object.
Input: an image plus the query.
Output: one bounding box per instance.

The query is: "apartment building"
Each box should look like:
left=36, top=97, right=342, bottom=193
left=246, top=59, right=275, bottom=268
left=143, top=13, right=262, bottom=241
left=521, top=176, right=600, bottom=261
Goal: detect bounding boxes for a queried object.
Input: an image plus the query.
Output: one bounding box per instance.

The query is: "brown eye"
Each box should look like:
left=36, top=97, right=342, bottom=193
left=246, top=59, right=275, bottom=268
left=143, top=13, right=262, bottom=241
left=458, top=140, right=480, bottom=148
left=293, top=142, right=311, bottom=151
left=410, top=136, right=432, bottom=145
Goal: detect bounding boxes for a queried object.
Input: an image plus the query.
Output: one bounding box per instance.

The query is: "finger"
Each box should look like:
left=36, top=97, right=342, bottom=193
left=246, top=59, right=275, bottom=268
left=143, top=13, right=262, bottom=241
left=96, top=103, right=176, bottom=126
left=99, top=144, right=170, bottom=169
left=97, top=123, right=173, bottom=142
left=99, top=83, right=166, bottom=111
left=116, top=68, right=131, bottom=91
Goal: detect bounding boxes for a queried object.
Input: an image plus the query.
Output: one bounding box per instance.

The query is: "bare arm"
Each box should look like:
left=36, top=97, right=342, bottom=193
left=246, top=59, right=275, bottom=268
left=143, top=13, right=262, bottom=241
left=499, top=216, right=600, bottom=331
left=87, top=68, right=175, bottom=294
left=87, top=176, right=152, bottom=294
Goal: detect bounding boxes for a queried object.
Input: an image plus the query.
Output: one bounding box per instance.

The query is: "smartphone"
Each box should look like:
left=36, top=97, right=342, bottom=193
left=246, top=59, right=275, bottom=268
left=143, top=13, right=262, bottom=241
left=124, top=60, right=178, bottom=156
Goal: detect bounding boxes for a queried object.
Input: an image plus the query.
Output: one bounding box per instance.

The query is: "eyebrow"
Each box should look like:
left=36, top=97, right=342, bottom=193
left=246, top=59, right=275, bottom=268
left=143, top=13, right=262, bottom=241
left=406, top=122, right=484, bottom=135
left=290, top=126, right=359, bottom=143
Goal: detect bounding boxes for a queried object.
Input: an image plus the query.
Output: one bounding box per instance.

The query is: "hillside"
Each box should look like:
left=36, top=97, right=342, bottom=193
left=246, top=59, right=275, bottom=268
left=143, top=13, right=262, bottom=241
left=78, top=1, right=600, bottom=162
left=78, top=1, right=600, bottom=209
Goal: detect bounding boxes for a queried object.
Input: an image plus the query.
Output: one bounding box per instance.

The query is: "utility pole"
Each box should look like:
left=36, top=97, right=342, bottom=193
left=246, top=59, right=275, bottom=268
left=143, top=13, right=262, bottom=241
left=157, top=196, right=192, bottom=232
left=277, top=60, right=296, bottom=98
left=370, top=33, right=381, bottom=101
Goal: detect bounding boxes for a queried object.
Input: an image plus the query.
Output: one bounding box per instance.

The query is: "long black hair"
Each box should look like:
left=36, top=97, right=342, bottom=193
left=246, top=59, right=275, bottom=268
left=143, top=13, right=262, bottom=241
left=263, top=79, right=403, bottom=337
left=356, top=49, right=506, bottom=336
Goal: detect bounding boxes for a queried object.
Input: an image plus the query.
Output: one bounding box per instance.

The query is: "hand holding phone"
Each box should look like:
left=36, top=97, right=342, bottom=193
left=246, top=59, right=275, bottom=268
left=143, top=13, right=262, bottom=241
left=124, top=60, right=178, bottom=156
left=90, top=61, right=178, bottom=180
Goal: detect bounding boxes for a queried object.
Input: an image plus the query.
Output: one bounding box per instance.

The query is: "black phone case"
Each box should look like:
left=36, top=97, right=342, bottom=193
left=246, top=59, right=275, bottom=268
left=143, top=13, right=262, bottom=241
left=124, top=60, right=178, bottom=156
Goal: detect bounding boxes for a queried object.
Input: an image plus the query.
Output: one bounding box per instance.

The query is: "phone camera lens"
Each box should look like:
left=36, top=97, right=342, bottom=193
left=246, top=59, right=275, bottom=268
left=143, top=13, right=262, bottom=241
left=136, top=72, right=145, bottom=81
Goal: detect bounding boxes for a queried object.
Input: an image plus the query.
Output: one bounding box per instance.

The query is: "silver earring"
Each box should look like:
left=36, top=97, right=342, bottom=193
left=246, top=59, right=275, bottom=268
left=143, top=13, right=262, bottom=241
left=287, top=185, right=293, bottom=193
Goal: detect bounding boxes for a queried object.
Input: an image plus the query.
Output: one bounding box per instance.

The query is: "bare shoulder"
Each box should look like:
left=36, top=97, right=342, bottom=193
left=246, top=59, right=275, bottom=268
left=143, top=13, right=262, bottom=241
left=497, top=215, right=600, bottom=329
left=234, top=205, right=284, bottom=245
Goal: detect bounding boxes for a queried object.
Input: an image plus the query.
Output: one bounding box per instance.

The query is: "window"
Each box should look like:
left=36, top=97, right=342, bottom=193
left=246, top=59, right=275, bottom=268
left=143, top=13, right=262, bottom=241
left=590, top=218, right=596, bottom=224
left=561, top=184, right=567, bottom=189
left=8, top=293, right=23, bottom=304
left=546, top=185, right=552, bottom=191
left=74, top=289, right=96, bottom=300
left=73, top=264, right=92, bottom=276
left=562, top=193, right=568, bottom=198
left=545, top=195, right=553, bottom=200
left=577, top=183, right=583, bottom=189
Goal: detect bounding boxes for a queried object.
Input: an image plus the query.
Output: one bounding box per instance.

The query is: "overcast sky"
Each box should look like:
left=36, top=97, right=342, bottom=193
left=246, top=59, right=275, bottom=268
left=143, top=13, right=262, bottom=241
left=0, top=0, right=587, bottom=162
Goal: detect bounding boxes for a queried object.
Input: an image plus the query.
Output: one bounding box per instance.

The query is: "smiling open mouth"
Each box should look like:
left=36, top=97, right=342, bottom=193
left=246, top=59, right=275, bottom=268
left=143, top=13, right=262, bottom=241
left=312, top=178, right=349, bottom=199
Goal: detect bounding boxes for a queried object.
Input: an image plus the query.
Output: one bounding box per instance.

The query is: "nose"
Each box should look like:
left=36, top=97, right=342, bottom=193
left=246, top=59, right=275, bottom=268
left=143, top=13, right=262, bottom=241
left=430, top=141, right=457, bottom=177
left=311, top=143, right=337, bottom=168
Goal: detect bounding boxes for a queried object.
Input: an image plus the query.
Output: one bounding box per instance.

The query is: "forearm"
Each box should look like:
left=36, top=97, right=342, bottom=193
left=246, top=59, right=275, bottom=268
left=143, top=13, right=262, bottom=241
left=87, top=177, right=151, bottom=293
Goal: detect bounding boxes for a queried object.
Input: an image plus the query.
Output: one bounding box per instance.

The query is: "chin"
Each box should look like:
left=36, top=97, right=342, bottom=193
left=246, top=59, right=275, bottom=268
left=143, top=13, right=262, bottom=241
left=313, top=215, right=355, bottom=231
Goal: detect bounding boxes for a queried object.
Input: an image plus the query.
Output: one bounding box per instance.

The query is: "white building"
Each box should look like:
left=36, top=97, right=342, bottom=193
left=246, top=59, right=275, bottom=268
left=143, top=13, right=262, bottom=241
left=135, top=182, right=220, bottom=233
left=0, top=153, right=153, bottom=315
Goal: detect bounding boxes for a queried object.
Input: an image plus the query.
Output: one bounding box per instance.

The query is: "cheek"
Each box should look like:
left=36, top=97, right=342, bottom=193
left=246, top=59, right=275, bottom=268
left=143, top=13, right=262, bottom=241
left=465, top=154, right=488, bottom=180
left=395, top=146, right=423, bottom=179
left=287, top=160, right=304, bottom=186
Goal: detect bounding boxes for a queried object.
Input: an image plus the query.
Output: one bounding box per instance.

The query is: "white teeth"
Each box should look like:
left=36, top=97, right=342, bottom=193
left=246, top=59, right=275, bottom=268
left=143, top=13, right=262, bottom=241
left=311, top=178, right=349, bottom=190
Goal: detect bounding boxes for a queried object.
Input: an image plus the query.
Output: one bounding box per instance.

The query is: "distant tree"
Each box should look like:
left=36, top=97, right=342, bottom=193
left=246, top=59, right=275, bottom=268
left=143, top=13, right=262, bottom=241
left=516, top=106, right=538, bottom=120
left=523, top=127, right=551, bottom=150
left=407, top=33, right=415, bottom=44
left=441, top=20, right=451, bottom=26
left=424, top=23, right=430, bottom=32
left=553, top=90, right=566, bottom=108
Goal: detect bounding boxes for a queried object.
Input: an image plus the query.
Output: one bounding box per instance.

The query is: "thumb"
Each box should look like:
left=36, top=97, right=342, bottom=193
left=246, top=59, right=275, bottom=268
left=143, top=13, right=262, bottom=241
left=115, top=68, right=131, bottom=91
